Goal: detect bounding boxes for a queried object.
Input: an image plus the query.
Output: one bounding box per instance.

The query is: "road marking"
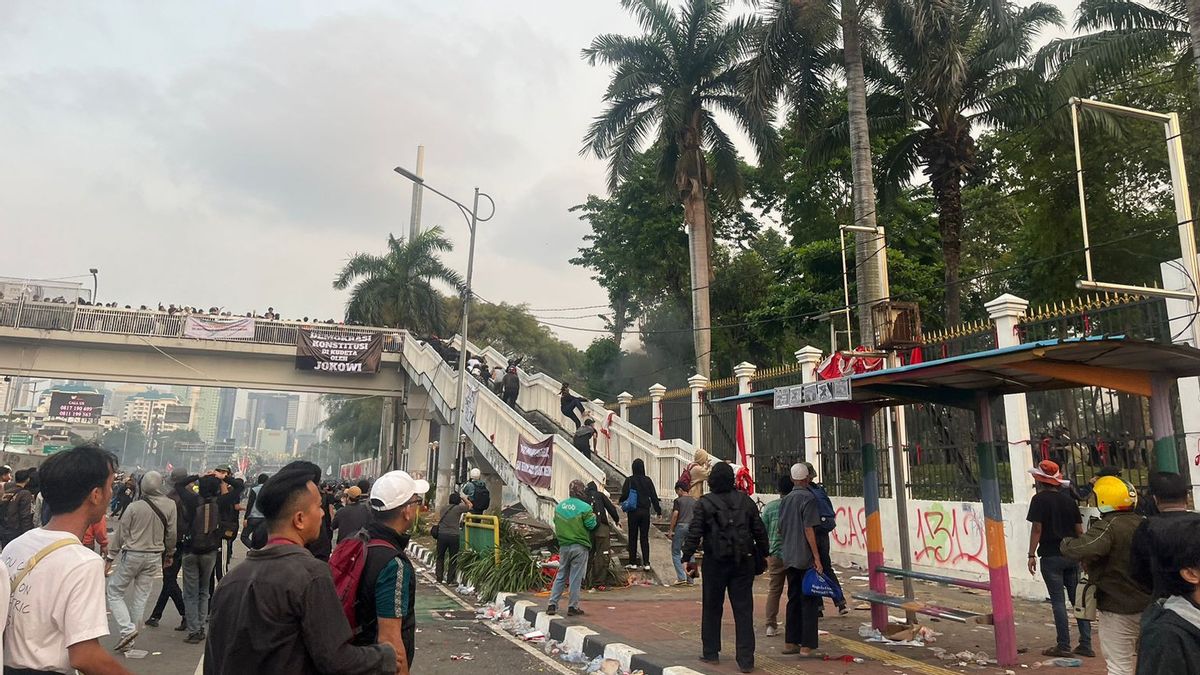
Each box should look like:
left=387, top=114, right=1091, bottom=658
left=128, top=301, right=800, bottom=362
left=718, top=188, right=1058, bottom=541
left=823, top=634, right=962, bottom=675
left=422, top=570, right=575, bottom=675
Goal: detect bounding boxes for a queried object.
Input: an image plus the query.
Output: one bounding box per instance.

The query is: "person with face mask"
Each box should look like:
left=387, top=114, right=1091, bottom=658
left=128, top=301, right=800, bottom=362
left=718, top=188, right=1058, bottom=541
left=204, top=461, right=399, bottom=674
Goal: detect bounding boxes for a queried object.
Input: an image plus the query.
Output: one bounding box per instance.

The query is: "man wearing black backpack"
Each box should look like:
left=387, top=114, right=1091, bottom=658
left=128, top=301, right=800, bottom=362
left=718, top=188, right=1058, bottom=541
left=461, top=468, right=490, bottom=515
left=0, top=468, right=36, bottom=546
left=779, top=462, right=825, bottom=658
left=681, top=462, right=769, bottom=673
left=176, top=473, right=236, bottom=643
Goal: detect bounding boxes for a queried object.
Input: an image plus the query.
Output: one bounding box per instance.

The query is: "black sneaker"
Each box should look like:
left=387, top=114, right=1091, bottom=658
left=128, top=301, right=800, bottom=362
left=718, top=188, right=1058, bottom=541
left=174, top=621, right=188, bottom=632
left=568, top=607, right=585, bottom=616
left=1042, top=646, right=1074, bottom=658
left=1074, top=644, right=1096, bottom=658
left=738, top=666, right=753, bottom=673
left=144, top=618, right=160, bottom=628
left=185, top=632, right=205, bottom=644
left=699, top=655, right=719, bottom=664
left=546, top=604, right=557, bottom=616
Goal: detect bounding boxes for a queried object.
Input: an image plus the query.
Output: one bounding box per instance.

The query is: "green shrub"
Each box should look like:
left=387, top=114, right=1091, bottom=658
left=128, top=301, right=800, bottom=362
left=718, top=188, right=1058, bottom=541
left=454, top=519, right=546, bottom=601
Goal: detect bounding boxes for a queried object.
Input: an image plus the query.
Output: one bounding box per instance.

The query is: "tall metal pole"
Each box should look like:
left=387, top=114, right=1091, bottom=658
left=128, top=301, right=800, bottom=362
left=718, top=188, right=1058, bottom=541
left=408, top=146, right=425, bottom=242
left=859, top=406, right=888, bottom=631
left=440, top=188, right=480, bottom=511
left=975, top=392, right=1017, bottom=666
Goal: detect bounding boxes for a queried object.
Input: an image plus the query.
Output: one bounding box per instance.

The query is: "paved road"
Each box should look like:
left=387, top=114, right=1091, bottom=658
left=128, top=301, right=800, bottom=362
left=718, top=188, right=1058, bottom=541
left=103, top=548, right=565, bottom=675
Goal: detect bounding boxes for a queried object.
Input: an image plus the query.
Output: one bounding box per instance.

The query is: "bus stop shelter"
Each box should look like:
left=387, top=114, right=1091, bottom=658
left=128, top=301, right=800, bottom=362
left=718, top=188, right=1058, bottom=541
left=712, top=336, right=1200, bottom=665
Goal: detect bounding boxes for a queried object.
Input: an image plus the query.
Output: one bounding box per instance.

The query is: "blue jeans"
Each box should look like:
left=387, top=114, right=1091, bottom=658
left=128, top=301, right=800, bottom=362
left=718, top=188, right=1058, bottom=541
left=182, top=550, right=219, bottom=635
left=671, top=522, right=689, bottom=581
left=1040, top=555, right=1092, bottom=650
left=549, top=544, right=589, bottom=609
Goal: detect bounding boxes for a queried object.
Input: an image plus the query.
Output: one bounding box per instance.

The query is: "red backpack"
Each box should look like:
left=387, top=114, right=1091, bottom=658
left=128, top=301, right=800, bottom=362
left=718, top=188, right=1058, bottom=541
left=329, top=531, right=398, bottom=631
left=678, top=462, right=697, bottom=491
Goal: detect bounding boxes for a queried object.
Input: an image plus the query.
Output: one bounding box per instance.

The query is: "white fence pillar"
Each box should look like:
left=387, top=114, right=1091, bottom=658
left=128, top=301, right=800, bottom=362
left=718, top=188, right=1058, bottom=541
left=649, top=383, right=666, bottom=441
left=617, top=391, right=633, bottom=421
left=986, top=293, right=1034, bottom=506
left=733, top=362, right=757, bottom=477
left=688, top=375, right=708, bottom=450
left=796, top=347, right=824, bottom=463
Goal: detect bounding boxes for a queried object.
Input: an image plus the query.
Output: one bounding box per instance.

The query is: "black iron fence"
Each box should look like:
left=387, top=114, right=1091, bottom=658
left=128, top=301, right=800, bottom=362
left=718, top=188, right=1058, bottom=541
left=920, top=320, right=997, bottom=362
left=660, top=390, right=692, bottom=443
left=1017, top=294, right=1172, bottom=343
left=902, top=401, right=1014, bottom=502
left=628, top=399, right=652, bottom=435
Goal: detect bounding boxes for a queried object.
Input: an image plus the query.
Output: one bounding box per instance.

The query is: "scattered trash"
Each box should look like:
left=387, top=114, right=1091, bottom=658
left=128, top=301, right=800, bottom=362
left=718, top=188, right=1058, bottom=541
left=450, top=654, right=475, bottom=661
left=599, top=658, right=622, bottom=675
left=850, top=575, right=871, bottom=581
left=151, top=652, right=162, bottom=656
left=521, top=630, right=546, bottom=642
left=584, top=656, right=606, bottom=673
left=560, top=650, right=589, bottom=664
left=123, top=650, right=148, bottom=659
left=543, top=638, right=562, bottom=656
left=823, top=655, right=865, bottom=664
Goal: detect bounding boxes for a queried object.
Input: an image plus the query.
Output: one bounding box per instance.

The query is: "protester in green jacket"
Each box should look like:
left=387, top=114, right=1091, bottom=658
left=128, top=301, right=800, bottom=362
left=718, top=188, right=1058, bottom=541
left=1061, top=476, right=1150, bottom=674
left=761, top=475, right=792, bottom=637
left=547, top=481, right=597, bottom=617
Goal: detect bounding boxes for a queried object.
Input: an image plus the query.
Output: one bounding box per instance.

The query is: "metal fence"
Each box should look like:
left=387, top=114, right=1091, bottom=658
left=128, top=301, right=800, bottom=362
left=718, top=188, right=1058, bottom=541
left=818, top=415, right=891, bottom=498
left=902, top=401, right=1014, bottom=502
left=1026, top=385, right=1187, bottom=491
left=1017, top=294, right=1172, bottom=343
left=749, top=365, right=808, bottom=492
left=628, top=399, right=652, bottom=435
left=660, top=391, right=692, bottom=443
left=0, top=298, right=404, bottom=351
left=920, top=321, right=997, bottom=362
left=699, top=378, right=739, bottom=467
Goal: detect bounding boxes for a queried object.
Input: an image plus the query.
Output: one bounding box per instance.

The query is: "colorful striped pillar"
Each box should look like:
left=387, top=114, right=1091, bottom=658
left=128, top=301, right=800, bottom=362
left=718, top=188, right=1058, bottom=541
left=1150, top=375, right=1180, bottom=473
left=975, top=393, right=1017, bottom=666
left=859, top=407, right=888, bottom=630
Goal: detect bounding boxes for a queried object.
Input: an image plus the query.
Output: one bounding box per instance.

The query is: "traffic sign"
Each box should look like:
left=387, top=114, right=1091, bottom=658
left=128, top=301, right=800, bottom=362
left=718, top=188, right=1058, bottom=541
left=6, top=434, right=32, bottom=446
left=42, top=445, right=66, bottom=455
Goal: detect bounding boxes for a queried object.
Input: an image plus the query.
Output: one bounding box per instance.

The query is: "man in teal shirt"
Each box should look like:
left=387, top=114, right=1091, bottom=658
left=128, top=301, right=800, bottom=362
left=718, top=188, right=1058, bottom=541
left=761, top=475, right=793, bottom=637
left=548, top=480, right=597, bottom=617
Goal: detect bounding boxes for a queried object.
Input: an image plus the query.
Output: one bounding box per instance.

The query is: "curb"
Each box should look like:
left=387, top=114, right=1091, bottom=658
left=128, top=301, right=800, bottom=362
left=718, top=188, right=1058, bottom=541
left=495, top=592, right=705, bottom=675
left=410, top=541, right=703, bottom=674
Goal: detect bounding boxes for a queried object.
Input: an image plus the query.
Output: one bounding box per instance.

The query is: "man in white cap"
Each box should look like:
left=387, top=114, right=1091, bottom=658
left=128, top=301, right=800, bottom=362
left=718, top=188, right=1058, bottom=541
left=778, top=462, right=824, bottom=658
left=461, top=467, right=490, bottom=515
left=353, top=470, right=429, bottom=675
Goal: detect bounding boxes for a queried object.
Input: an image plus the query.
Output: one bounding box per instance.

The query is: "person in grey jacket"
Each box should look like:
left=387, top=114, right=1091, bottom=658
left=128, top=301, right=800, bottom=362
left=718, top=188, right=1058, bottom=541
left=106, top=470, right=178, bottom=651
left=205, top=461, right=398, bottom=675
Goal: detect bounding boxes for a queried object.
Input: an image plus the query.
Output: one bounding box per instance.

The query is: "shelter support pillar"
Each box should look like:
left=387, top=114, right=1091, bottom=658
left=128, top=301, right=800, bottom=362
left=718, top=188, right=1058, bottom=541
left=733, top=362, right=756, bottom=476
left=859, top=406, right=888, bottom=631
left=617, top=391, right=633, bottom=421
left=796, top=347, right=823, bottom=464
left=649, top=383, right=666, bottom=441
left=1150, top=374, right=1180, bottom=473
left=1161, top=257, right=1200, bottom=503
left=974, top=392, right=1017, bottom=667
left=985, top=293, right=1035, bottom=506
left=688, top=375, right=708, bottom=451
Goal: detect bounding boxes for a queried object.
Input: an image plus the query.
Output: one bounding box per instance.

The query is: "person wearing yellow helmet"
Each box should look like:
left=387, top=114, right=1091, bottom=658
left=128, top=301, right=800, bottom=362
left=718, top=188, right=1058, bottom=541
left=1062, top=475, right=1151, bottom=675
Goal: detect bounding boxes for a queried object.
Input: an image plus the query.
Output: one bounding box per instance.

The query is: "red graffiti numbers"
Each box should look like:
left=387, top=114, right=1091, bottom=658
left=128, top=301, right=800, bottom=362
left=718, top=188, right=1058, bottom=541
left=914, top=503, right=987, bottom=571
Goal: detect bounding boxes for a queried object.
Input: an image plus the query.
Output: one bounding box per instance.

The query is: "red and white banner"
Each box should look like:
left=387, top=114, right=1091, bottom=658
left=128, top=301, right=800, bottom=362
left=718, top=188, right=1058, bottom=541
left=184, top=316, right=256, bottom=340
left=339, top=457, right=381, bottom=481
left=515, top=436, right=553, bottom=489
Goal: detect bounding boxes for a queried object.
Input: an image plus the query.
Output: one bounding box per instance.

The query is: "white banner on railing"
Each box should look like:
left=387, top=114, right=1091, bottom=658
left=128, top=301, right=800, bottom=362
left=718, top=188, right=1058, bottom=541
left=183, top=315, right=256, bottom=340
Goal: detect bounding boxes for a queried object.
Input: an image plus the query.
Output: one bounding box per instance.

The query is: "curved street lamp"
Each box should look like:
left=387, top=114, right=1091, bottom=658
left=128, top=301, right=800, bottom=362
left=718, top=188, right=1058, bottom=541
left=393, top=166, right=494, bottom=507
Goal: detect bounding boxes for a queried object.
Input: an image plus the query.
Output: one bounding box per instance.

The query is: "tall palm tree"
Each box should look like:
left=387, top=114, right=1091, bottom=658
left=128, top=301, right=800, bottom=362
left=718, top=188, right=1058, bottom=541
left=582, top=0, right=777, bottom=378
left=872, top=0, right=1062, bottom=325
left=333, top=226, right=464, bottom=334
left=1037, top=0, right=1191, bottom=99
left=748, top=0, right=887, bottom=346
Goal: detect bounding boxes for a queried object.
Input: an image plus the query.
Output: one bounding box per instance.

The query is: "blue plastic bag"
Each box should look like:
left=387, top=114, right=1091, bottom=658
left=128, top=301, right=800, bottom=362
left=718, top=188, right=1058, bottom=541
left=802, top=568, right=844, bottom=604
left=621, top=488, right=639, bottom=512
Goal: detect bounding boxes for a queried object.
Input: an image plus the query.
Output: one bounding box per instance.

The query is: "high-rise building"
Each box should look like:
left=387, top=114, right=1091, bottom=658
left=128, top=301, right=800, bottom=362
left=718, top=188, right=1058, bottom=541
left=170, top=386, right=192, bottom=404
left=122, top=391, right=183, bottom=433
left=215, top=388, right=237, bottom=442
left=232, top=418, right=250, bottom=447
left=255, top=428, right=288, bottom=454
left=246, top=392, right=299, bottom=447
left=300, top=394, right=324, bottom=433
left=189, top=388, right=221, bottom=444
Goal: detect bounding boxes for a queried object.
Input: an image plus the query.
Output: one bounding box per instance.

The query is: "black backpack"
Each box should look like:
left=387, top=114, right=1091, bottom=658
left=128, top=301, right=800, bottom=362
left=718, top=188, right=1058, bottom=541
left=470, top=481, right=490, bottom=513
left=188, top=499, right=223, bottom=553
left=706, top=493, right=755, bottom=563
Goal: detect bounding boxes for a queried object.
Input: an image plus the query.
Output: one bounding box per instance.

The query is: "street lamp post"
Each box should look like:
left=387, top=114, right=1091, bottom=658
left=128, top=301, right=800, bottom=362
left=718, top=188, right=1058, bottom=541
left=392, top=166, right=494, bottom=509
left=89, top=268, right=98, bottom=304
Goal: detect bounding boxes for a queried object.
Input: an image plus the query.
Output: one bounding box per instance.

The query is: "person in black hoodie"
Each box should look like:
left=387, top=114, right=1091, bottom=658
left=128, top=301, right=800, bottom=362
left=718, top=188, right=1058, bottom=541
left=585, top=480, right=620, bottom=587
left=681, top=461, right=769, bottom=673
left=1135, top=515, right=1200, bottom=675
left=619, top=458, right=661, bottom=570
left=1130, top=471, right=1194, bottom=599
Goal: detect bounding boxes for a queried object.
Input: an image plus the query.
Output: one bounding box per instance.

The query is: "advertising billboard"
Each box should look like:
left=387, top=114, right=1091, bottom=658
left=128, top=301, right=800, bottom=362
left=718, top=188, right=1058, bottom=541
left=48, top=392, right=104, bottom=423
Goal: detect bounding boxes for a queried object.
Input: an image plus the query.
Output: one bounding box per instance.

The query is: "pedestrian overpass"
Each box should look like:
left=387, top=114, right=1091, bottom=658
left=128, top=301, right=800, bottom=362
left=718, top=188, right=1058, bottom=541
left=0, top=299, right=694, bottom=555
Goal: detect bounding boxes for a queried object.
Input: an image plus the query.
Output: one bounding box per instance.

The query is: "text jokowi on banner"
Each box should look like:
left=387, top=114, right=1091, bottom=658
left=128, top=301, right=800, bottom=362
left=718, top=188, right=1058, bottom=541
left=295, top=329, right=383, bottom=374
left=515, top=436, right=553, bottom=489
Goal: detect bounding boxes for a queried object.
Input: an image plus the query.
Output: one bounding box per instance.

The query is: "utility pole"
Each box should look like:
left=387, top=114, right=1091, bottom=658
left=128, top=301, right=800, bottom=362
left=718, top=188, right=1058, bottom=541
left=408, top=145, right=425, bottom=242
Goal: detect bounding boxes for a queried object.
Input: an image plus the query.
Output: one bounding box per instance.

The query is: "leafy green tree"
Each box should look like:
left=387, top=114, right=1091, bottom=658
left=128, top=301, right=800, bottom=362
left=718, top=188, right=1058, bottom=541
left=322, top=396, right=382, bottom=460
left=333, top=227, right=464, bottom=334
left=580, top=338, right=623, bottom=400
left=445, top=298, right=583, bottom=384
left=102, top=422, right=147, bottom=467
left=870, top=0, right=1062, bottom=325
left=582, top=0, right=778, bottom=377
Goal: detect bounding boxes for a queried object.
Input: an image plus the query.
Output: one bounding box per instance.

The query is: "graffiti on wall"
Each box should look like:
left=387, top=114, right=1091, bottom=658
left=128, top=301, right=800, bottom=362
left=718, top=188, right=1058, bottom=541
left=831, top=505, right=867, bottom=551
left=914, top=502, right=988, bottom=571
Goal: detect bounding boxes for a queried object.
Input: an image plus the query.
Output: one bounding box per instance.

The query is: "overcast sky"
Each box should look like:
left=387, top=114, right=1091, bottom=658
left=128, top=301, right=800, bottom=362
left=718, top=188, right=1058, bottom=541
left=0, top=1, right=1080, bottom=350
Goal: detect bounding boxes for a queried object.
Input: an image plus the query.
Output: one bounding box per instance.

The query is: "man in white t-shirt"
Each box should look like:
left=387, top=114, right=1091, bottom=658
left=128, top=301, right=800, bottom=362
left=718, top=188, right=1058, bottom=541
left=3, top=445, right=133, bottom=675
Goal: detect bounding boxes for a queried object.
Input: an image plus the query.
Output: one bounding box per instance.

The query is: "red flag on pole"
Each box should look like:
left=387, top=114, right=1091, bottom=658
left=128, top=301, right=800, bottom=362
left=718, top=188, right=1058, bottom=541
left=734, top=406, right=755, bottom=495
